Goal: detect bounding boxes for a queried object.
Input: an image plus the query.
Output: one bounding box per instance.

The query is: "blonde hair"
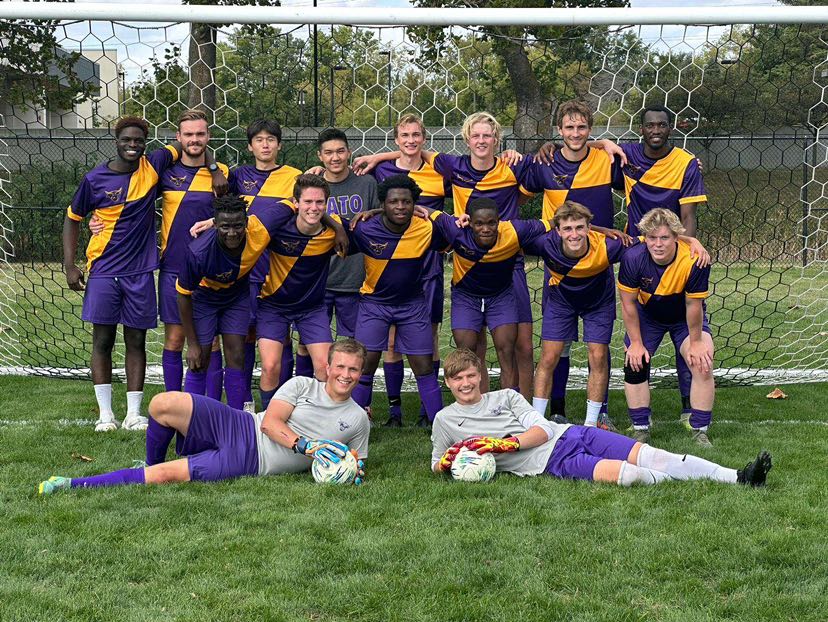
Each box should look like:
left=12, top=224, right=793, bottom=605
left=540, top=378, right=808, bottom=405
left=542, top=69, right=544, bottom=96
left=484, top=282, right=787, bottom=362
left=177, top=109, right=208, bottom=127
left=637, top=208, right=685, bottom=237
left=553, top=200, right=594, bottom=228
left=461, top=111, right=501, bottom=144
left=556, top=100, right=593, bottom=129
left=394, top=113, right=426, bottom=139
left=328, top=338, right=367, bottom=365
left=443, top=348, right=482, bottom=379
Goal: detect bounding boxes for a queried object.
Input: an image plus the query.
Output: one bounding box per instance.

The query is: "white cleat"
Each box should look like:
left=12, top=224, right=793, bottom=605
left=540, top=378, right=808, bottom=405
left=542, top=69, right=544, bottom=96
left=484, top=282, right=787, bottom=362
left=94, top=417, right=119, bottom=432
left=122, top=414, right=149, bottom=431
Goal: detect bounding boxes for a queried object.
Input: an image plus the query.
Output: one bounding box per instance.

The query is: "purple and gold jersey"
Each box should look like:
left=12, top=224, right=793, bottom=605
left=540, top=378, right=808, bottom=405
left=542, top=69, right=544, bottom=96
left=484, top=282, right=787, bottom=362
left=519, top=148, right=617, bottom=228
left=524, top=230, right=629, bottom=309
left=617, top=240, right=710, bottom=325
left=432, top=213, right=550, bottom=297
left=374, top=159, right=450, bottom=280
left=349, top=213, right=451, bottom=304
left=259, top=214, right=344, bottom=310
left=620, top=144, right=707, bottom=236
left=159, top=160, right=231, bottom=274
left=231, top=163, right=303, bottom=284
left=176, top=201, right=296, bottom=304
left=67, top=145, right=178, bottom=277
left=426, top=152, right=533, bottom=221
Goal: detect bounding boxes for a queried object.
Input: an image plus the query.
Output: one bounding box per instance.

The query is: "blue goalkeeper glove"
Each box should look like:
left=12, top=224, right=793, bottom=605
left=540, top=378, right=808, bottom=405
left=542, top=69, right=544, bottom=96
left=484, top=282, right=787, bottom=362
left=354, top=458, right=366, bottom=486
left=293, top=437, right=348, bottom=468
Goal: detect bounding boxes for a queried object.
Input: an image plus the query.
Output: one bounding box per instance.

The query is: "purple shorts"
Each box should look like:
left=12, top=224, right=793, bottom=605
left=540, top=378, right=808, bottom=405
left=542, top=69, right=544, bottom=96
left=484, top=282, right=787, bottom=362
left=541, top=292, right=616, bottom=344
left=325, top=290, right=359, bottom=338
left=355, top=295, right=433, bottom=355
left=544, top=425, right=636, bottom=481
left=423, top=272, right=445, bottom=325
left=182, top=394, right=259, bottom=482
left=192, top=289, right=251, bottom=345
left=82, top=272, right=157, bottom=329
left=249, top=281, right=262, bottom=327
left=624, top=308, right=713, bottom=356
left=512, top=261, right=533, bottom=324
left=257, top=300, right=333, bottom=345
left=451, top=287, right=518, bottom=333
left=158, top=271, right=180, bottom=325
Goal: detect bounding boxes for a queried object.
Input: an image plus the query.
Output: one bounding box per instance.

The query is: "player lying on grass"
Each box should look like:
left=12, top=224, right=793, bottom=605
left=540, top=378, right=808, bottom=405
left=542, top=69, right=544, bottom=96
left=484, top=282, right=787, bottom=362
left=431, top=348, right=772, bottom=487
left=38, top=339, right=370, bottom=494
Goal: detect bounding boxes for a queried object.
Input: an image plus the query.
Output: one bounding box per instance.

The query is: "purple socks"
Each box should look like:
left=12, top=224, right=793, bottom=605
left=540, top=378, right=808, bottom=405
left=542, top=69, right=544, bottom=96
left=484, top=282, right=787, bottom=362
left=260, top=387, right=277, bottom=411
left=415, top=373, right=444, bottom=421
left=628, top=406, right=652, bottom=428
left=162, top=348, right=183, bottom=392
left=384, top=360, right=404, bottom=420
left=224, top=367, right=246, bottom=410
left=279, top=341, right=295, bottom=386
left=689, top=408, right=712, bottom=429
left=551, top=356, right=570, bottom=400
left=243, top=342, right=256, bottom=402
left=146, top=417, right=175, bottom=466
left=351, top=374, right=375, bottom=409
left=206, top=350, right=223, bottom=400
left=184, top=370, right=207, bottom=395
left=71, top=467, right=146, bottom=489
left=295, top=352, right=314, bottom=378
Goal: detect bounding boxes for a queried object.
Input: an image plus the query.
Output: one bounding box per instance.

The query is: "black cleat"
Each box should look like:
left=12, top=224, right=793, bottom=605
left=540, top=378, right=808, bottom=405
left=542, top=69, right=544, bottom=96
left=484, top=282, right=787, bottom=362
left=415, top=415, right=432, bottom=430
left=737, top=450, right=772, bottom=487
left=383, top=416, right=403, bottom=428
left=550, top=414, right=570, bottom=425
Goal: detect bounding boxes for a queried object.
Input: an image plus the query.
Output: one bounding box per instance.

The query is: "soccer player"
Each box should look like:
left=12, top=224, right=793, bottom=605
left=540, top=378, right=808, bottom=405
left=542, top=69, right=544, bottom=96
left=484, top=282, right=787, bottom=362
left=38, top=339, right=370, bottom=494
left=431, top=348, right=772, bottom=488
left=62, top=115, right=226, bottom=432
left=348, top=175, right=449, bottom=425
left=256, top=175, right=344, bottom=411
left=618, top=209, right=716, bottom=447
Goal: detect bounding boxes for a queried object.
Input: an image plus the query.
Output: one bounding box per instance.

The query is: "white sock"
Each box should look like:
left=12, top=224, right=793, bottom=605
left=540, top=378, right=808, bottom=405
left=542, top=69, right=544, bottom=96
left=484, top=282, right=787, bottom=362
left=94, top=384, right=113, bottom=420
left=532, top=397, right=548, bottom=416
left=637, top=444, right=737, bottom=483
left=126, top=391, right=143, bottom=417
left=584, top=399, right=602, bottom=426
left=617, top=461, right=671, bottom=486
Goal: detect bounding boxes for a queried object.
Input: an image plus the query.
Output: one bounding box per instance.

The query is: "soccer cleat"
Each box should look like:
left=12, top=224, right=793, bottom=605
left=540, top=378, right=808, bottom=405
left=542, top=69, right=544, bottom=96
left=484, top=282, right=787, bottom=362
left=38, top=475, right=71, bottom=495
left=737, top=450, right=772, bottom=487
left=679, top=412, right=692, bottom=430
left=415, top=415, right=432, bottom=430
left=122, top=414, right=149, bottom=431
left=596, top=413, right=619, bottom=433
left=388, top=403, right=403, bottom=421
left=691, top=428, right=713, bottom=448
left=632, top=428, right=650, bottom=444
left=94, top=417, right=119, bottom=432
left=550, top=414, right=570, bottom=425
left=383, top=416, right=403, bottom=428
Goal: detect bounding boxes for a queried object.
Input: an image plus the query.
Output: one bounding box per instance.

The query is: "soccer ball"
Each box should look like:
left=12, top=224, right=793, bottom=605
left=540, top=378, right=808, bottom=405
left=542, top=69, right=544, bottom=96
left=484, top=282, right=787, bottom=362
left=450, top=447, right=497, bottom=483
left=311, top=451, right=359, bottom=485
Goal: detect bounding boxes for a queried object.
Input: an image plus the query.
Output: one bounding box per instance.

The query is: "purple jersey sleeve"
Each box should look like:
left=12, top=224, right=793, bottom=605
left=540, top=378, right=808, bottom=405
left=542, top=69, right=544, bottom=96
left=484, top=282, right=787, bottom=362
left=147, top=145, right=178, bottom=176
left=67, top=176, right=94, bottom=220
left=680, top=158, right=707, bottom=203
left=605, top=234, right=631, bottom=264
left=228, top=168, right=239, bottom=194
left=685, top=262, right=710, bottom=298
left=516, top=158, right=545, bottom=194
left=430, top=152, right=461, bottom=180
left=509, top=156, right=536, bottom=196
left=429, top=211, right=461, bottom=246
left=617, top=252, right=640, bottom=292
left=513, top=218, right=551, bottom=251
left=176, top=245, right=200, bottom=295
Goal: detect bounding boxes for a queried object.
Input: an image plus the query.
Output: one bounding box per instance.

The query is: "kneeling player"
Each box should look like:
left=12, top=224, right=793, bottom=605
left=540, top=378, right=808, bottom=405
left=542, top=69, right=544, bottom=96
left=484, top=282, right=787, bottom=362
left=618, top=208, right=715, bottom=447
left=38, top=339, right=370, bottom=493
left=432, top=349, right=771, bottom=487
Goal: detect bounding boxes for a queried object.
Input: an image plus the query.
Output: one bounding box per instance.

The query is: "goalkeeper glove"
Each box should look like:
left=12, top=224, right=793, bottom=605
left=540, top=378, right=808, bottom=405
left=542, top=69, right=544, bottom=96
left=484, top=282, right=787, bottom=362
left=293, top=437, right=348, bottom=467
left=462, top=435, right=520, bottom=455
left=436, top=441, right=465, bottom=473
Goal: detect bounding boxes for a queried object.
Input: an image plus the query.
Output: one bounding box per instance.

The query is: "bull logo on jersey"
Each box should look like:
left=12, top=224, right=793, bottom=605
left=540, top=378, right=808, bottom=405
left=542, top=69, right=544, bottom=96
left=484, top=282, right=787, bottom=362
left=242, top=180, right=259, bottom=192
left=457, top=244, right=476, bottom=257
left=553, top=174, right=570, bottom=187
left=279, top=239, right=301, bottom=253
left=104, top=187, right=123, bottom=202
left=640, top=277, right=653, bottom=287
left=625, top=164, right=642, bottom=175
left=367, top=241, right=389, bottom=256
left=338, top=419, right=351, bottom=431
left=168, top=175, right=188, bottom=188
left=214, top=270, right=234, bottom=282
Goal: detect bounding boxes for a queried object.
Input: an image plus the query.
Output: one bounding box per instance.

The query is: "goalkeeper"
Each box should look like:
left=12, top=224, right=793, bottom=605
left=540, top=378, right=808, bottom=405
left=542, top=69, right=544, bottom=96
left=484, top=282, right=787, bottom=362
left=38, top=339, right=369, bottom=494
left=432, top=348, right=772, bottom=487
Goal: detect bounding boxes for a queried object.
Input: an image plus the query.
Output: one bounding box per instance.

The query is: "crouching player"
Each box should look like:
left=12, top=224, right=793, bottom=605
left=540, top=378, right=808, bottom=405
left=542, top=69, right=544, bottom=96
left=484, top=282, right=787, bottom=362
left=432, top=348, right=771, bottom=487
left=38, top=339, right=370, bottom=493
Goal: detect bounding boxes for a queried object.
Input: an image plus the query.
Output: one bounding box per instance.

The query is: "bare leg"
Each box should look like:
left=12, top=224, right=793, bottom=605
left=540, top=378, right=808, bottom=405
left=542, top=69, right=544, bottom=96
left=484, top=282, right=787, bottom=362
left=515, top=322, right=534, bottom=400
left=306, top=342, right=332, bottom=380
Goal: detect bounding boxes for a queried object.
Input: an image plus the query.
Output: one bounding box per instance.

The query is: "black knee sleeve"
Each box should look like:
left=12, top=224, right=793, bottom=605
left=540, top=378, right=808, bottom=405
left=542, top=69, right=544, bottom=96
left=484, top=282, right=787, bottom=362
left=624, top=359, right=650, bottom=384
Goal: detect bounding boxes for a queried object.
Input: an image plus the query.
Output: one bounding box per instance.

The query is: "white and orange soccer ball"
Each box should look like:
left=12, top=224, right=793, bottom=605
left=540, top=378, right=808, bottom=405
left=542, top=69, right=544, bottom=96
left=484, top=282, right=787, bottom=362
left=450, top=447, right=497, bottom=483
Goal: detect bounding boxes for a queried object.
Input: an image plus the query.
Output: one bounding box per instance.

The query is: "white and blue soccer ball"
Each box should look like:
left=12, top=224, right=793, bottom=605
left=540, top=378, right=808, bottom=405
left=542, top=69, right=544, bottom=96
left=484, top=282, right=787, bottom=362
left=311, top=451, right=359, bottom=485
left=450, top=447, right=497, bottom=483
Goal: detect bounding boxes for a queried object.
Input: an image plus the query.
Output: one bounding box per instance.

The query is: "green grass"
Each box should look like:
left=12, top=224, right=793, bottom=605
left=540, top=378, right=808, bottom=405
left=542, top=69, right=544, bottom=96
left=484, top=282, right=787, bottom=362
left=2, top=376, right=827, bottom=621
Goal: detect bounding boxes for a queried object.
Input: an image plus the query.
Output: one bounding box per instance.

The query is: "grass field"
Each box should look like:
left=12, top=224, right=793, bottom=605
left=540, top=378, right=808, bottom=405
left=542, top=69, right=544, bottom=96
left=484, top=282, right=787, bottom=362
left=2, top=376, right=827, bottom=621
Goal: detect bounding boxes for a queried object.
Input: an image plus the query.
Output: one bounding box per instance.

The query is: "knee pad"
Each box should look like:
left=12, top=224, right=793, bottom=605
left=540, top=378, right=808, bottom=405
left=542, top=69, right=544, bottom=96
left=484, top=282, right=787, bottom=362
left=623, top=359, right=650, bottom=385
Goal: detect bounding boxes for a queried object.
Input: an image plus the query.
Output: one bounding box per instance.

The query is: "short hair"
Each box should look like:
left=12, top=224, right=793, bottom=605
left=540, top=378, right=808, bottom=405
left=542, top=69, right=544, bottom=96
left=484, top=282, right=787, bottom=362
left=444, top=348, right=482, bottom=379
left=246, top=119, right=282, bottom=144
left=553, top=200, right=593, bottom=228
left=461, top=111, right=501, bottom=144
left=556, top=100, right=593, bottom=129
left=213, top=193, right=248, bottom=218
left=640, top=105, right=674, bottom=127
left=293, top=173, right=330, bottom=200
left=394, top=113, right=426, bottom=139
left=177, top=109, right=208, bottom=128
left=377, top=174, right=422, bottom=203
left=637, top=207, right=685, bottom=237
left=467, top=197, right=499, bottom=219
left=328, top=338, right=367, bottom=365
left=317, top=127, right=349, bottom=150
left=114, top=116, right=149, bottom=138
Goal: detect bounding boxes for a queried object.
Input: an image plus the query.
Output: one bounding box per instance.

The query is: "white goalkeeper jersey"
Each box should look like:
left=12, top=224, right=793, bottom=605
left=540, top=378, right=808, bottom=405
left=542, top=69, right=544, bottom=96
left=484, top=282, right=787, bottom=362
left=431, top=389, right=571, bottom=476
left=253, top=377, right=370, bottom=476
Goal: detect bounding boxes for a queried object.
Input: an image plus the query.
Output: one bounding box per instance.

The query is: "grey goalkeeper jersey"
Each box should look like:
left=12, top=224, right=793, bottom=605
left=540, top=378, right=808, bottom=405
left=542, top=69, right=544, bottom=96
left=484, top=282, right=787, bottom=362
left=253, top=376, right=370, bottom=476
left=431, top=389, right=571, bottom=477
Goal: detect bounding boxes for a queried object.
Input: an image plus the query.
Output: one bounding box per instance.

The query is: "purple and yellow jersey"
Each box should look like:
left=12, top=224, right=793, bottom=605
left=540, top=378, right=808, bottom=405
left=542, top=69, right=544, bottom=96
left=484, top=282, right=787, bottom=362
left=519, top=148, right=617, bottom=228
left=349, top=212, right=451, bottom=304
left=432, top=213, right=550, bottom=297
left=259, top=214, right=344, bottom=310
left=67, top=145, right=178, bottom=277
left=620, top=143, right=707, bottom=236
left=159, top=160, right=230, bottom=274
left=425, top=152, right=533, bottom=221
left=524, top=230, right=629, bottom=309
left=374, top=158, right=450, bottom=280
left=617, top=239, right=710, bottom=325
left=176, top=201, right=295, bottom=304
left=231, top=163, right=303, bottom=284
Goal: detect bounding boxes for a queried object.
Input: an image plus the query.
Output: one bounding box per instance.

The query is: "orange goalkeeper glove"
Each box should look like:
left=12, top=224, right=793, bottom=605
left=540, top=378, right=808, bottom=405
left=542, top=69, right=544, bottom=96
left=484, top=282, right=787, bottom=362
left=436, top=441, right=465, bottom=473
left=462, top=435, right=520, bottom=455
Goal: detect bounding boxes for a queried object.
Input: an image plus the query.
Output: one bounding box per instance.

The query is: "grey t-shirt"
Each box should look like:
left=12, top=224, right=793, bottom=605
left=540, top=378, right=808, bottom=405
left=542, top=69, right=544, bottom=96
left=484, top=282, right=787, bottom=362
left=253, top=376, right=370, bottom=476
left=325, top=171, right=378, bottom=292
left=431, top=389, right=571, bottom=477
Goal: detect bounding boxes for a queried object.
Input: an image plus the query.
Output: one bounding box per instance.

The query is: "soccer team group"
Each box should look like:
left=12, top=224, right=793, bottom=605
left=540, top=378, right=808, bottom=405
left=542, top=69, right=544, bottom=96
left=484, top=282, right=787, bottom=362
left=38, top=101, right=773, bottom=494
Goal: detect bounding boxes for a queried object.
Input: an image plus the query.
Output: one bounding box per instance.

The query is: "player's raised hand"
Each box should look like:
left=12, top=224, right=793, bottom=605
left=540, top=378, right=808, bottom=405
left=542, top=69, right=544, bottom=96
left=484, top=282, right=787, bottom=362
left=88, top=214, right=104, bottom=236
left=190, top=218, right=215, bottom=238
left=65, top=265, right=85, bottom=291
left=687, top=237, right=711, bottom=268
left=624, top=342, right=650, bottom=372
left=499, top=149, right=524, bottom=166
left=436, top=440, right=465, bottom=472
left=351, top=154, right=378, bottom=175
left=304, top=165, right=325, bottom=176
left=294, top=437, right=348, bottom=468
left=463, top=435, right=520, bottom=455
left=534, top=141, right=557, bottom=165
